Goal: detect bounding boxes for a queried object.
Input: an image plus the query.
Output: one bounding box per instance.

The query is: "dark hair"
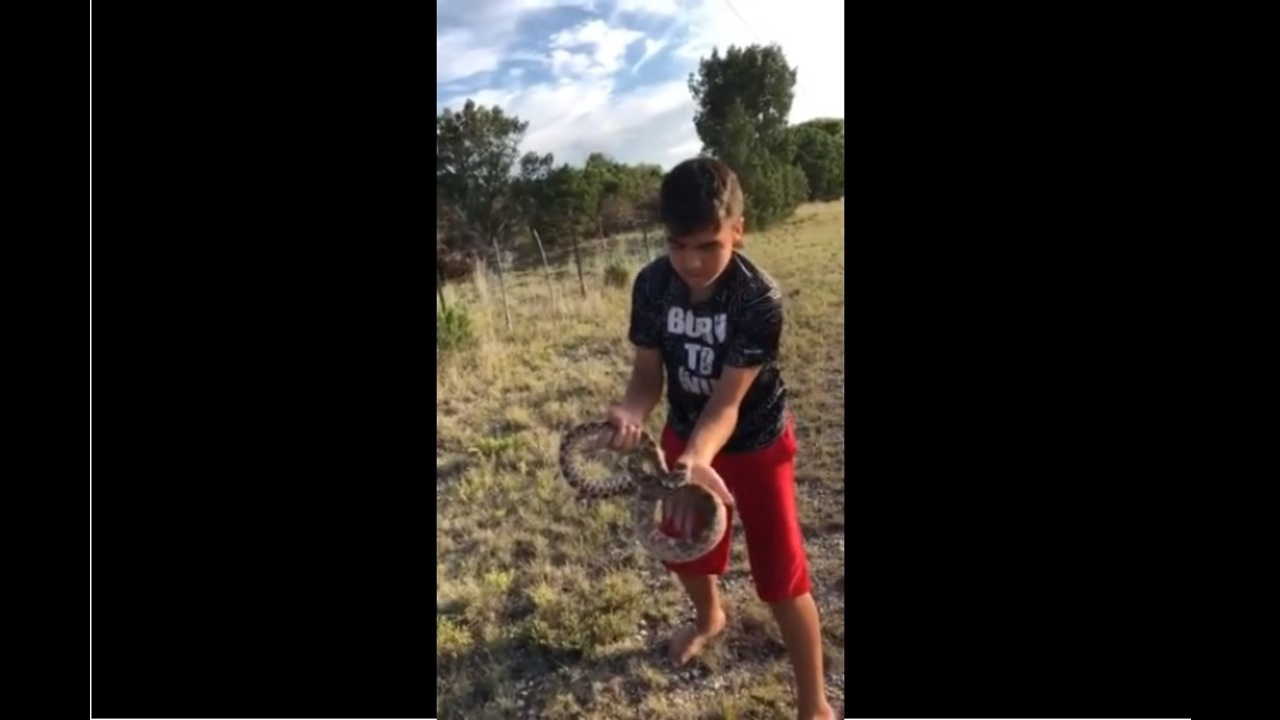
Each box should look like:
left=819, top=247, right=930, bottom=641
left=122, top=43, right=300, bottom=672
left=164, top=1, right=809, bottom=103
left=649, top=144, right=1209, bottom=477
left=659, top=156, right=744, bottom=237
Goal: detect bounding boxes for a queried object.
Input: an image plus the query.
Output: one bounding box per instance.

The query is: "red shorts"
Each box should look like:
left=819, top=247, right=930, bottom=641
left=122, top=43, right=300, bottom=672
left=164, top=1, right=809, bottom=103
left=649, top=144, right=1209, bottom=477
left=658, top=418, right=812, bottom=603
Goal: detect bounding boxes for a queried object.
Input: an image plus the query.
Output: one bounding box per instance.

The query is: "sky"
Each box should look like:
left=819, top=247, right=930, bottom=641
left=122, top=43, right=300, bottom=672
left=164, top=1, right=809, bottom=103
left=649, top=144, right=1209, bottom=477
left=436, top=0, right=845, bottom=170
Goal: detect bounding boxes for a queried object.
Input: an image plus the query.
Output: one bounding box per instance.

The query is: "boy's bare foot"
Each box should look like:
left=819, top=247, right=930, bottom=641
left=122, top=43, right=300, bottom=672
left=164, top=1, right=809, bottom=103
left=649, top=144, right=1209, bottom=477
left=667, top=609, right=726, bottom=665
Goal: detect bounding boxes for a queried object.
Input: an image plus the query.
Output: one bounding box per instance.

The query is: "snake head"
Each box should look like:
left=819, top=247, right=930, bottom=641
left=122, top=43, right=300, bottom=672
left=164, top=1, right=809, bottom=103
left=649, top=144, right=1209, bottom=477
left=658, top=467, right=690, bottom=491
left=621, top=450, right=663, bottom=477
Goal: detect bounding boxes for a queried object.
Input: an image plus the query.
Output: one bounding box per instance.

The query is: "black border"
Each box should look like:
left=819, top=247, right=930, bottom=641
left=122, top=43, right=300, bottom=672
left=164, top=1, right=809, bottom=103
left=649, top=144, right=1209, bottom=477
left=846, top=7, right=1191, bottom=720
left=91, top=5, right=1191, bottom=720
left=92, top=8, right=433, bottom=720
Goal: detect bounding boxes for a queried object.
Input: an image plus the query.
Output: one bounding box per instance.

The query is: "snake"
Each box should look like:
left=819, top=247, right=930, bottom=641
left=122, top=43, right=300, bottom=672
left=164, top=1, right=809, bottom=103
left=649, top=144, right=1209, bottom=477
left=558, top=421, right=728, bottom=564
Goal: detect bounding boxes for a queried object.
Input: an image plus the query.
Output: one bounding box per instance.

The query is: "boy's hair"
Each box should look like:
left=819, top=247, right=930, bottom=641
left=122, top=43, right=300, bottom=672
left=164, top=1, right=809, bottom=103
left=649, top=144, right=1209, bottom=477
left=659, top=156, right=744, bottom=238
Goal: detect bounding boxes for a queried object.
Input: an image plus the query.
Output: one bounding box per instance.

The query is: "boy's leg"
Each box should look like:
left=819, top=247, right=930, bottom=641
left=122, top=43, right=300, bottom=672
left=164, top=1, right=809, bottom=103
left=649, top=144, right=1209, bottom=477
left=770, top=595, right=831, bottom=719
left=660, top=426, right=734, bottom=664
left=719, top=421, right=833, bottom=719
left=667, top=572, right=727, bottom=663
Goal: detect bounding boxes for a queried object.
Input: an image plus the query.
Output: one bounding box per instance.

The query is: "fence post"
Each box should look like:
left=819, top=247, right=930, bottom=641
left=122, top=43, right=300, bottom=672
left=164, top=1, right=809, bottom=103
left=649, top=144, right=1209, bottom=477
left=490, top=236, right=513, bottom=331
left=530, top=227, right=557, bottom=314
left=571, top=233, right=587, bottom=298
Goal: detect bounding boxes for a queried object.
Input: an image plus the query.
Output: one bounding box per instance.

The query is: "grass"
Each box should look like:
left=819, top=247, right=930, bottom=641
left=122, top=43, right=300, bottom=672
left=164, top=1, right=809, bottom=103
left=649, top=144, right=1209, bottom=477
left=436, top=201, right=846, bottom=719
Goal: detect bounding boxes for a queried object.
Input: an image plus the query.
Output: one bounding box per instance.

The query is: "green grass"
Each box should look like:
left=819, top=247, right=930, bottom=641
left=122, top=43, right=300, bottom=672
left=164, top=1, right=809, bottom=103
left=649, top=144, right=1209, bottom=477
left=436, top=202, right=846, bottom=719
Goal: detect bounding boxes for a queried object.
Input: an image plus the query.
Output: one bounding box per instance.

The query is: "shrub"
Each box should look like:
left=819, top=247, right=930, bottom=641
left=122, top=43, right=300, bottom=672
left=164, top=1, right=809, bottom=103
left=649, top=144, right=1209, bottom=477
left=602, top=260, right=630, bottom=289
left=437, top=303, right=475, bottom=351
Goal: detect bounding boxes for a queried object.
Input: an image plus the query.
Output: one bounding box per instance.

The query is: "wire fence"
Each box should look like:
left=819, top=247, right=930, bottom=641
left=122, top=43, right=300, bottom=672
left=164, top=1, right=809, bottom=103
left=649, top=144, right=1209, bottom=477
left=436, top=226, right=667, bottom=325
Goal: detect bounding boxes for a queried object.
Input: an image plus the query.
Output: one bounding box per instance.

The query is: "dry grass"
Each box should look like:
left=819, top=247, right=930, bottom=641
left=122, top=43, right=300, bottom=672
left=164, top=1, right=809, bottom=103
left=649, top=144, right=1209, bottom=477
left=436, top=202, right=846, bottom=719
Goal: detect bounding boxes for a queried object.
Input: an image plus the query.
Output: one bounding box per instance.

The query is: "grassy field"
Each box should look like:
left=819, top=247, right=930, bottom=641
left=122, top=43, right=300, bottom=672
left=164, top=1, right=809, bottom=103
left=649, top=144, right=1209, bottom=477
left=436, top=202, right=846, bottom=719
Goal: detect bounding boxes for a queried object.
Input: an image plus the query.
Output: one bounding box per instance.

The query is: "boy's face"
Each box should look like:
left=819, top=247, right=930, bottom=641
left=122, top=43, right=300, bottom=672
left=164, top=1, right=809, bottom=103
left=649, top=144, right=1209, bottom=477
left=666, top=216, right=743, bottom=291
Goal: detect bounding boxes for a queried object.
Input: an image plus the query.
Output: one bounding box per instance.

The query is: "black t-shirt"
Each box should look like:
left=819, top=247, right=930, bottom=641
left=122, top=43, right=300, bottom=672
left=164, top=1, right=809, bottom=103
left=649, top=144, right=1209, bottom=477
left=628, top=252, right=788, bottom=453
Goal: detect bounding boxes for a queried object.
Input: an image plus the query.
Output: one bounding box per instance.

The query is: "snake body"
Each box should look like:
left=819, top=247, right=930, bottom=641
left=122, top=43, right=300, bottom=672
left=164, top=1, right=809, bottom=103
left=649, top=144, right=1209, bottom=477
left=558, top=421, right=727, bottom=564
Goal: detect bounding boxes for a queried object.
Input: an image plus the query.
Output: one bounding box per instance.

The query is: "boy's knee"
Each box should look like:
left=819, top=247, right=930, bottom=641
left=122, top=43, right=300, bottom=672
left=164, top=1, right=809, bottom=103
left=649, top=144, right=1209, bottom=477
left=754, top=573, right=812, bottom=604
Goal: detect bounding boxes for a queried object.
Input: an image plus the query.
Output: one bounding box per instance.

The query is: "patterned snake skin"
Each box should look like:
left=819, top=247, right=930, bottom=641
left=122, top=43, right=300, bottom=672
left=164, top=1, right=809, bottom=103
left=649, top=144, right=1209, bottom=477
left=558, top=421, right=727, bottom=564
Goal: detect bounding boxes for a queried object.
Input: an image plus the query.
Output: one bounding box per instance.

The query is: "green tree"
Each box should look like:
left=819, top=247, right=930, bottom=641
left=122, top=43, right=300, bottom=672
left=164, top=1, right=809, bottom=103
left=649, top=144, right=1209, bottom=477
left=689, top=44, right=797, bottom=157
left=513, top=150, right=556, bottom=236
left=619, top=163, right=664, bottom=230
left=802, top=117, right=845, bottom=141
left=792, top=121, right=844, bottom=201
left=581, top=152, right=619, bottom=239
left=436, top=100, right=528, bottom=248
left=688, top=44, right=804, bottom=230
left=539, top=163, right=595, bottom=241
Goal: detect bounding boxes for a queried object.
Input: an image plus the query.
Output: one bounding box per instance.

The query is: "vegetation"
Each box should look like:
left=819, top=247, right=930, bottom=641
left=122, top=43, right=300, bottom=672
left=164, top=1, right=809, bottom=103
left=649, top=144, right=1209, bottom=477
left=436, top=42, right=847, bottom=719
left=436, top=43, right=844, bottom=284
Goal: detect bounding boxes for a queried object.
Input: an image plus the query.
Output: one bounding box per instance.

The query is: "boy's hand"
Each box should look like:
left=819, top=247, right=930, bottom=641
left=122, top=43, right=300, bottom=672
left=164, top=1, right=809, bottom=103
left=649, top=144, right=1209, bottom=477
left=672, top=455, right=735, bottom=508
left=605, top=405, right=646, bottom=452
left=663, top=456, right=735, bottom=538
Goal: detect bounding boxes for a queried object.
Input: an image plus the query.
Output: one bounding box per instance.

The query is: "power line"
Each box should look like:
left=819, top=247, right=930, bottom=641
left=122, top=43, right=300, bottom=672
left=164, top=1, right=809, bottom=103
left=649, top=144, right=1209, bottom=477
left=721, top=0, right=762, bottom=43
left=717, top=0, right=835, bottom=122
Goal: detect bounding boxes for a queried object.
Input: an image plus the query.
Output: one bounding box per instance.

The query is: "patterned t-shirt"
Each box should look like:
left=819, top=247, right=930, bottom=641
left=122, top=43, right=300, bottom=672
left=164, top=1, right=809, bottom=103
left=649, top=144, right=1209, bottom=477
left=628, top=252, right=788, bottom=453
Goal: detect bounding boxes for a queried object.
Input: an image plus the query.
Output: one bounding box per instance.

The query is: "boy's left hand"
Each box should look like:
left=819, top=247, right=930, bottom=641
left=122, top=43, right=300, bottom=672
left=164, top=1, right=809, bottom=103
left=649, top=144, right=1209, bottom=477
left=672, top=456, right=734, bottom=507
left=663, top=457, right=734, bottom=539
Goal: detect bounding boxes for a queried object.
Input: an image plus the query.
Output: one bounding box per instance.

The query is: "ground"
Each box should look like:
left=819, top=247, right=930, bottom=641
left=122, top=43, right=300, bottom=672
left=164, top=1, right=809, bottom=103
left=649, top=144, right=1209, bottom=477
left=436, top=202, right=845, bottom=719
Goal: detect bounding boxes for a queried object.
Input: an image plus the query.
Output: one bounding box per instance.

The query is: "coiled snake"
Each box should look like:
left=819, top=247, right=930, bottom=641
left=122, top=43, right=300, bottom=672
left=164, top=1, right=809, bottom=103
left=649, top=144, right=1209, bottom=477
left=558, top=422, right=728, bottom=564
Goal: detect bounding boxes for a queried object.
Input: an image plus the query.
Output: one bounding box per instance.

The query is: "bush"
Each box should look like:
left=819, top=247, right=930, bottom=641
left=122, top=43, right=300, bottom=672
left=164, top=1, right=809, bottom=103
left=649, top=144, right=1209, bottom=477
left=602, top=260, right=630, bottom=289
left=437, top=303, right=475, bottom=351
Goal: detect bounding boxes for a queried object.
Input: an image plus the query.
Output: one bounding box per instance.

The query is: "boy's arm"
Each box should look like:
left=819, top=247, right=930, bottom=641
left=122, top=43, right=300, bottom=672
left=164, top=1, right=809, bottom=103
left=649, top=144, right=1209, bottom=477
left=678, top=284, right=783, bottom=467
left=677, top=366, right=761, bottom=466
left=620, top=347, right=664, bottom=419
left=619, top=265, right=666, bottom=420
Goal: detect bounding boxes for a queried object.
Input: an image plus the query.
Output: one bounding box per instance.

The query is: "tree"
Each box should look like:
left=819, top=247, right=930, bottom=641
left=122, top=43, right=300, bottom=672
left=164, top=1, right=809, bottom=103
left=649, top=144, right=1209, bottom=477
left=802, top=117, right=845, bottom=141
left=688, top=44, right=804, bottom=230
left=582, top=152, right=619, bottom=240
left=436, top=100, right=528, bottom=248
left=513, top=150, right=556, bottom=234
left=436, top=100, right=528, bottom=330
left=689, top=44, right=797, bottom=159
left=625, top=164, right=664, bottom=229
left=792, top=120, right=844, bottom=201
left=435, top=95, right=713, bottom=275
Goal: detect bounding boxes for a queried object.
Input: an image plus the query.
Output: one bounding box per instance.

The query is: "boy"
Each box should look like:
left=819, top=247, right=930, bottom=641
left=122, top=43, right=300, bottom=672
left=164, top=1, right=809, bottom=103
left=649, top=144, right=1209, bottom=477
left=605, top=157, right=834, bottom=720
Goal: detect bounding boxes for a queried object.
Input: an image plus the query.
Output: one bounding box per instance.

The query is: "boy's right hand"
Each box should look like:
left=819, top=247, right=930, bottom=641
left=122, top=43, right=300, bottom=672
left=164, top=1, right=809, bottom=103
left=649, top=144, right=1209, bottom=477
left=605, top=405, right=645, bottom=452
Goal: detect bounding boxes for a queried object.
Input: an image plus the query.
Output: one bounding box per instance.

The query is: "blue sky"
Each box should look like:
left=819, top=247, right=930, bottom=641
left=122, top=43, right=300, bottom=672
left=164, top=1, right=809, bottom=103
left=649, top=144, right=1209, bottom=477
left=436, top=0, right=845, bottom=169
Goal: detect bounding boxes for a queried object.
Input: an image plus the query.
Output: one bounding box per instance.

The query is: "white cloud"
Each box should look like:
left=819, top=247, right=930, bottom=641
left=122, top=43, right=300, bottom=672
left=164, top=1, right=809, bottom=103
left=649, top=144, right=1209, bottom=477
left=548, top=19, right=645, bottom=77
left=613, top=0, right=680, bottom=15
left=436, top=29, right=506, bottom=84
left=436, top=0, right=597, bottom=83
left=631, top=37, right=668, bottom=73
left=436, top=0, right=845, bottom=169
